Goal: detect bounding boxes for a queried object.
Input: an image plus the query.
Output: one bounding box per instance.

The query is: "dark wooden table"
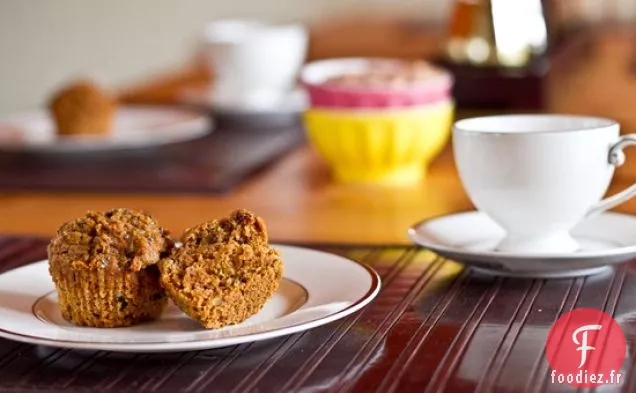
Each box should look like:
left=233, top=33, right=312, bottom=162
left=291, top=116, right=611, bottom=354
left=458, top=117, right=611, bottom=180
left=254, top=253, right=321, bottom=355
left=0, top=118, right=305, bottom=195
left=1, top=236, right=636, bottom=393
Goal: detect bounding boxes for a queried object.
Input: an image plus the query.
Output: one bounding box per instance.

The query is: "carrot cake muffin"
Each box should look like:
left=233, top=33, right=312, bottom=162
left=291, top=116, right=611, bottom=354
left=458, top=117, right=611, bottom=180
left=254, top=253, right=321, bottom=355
left=49, top=80, right=116, bottom=136
left=159, top=209, right=283, bottom=329
left=48, top=208, right=173, bottom=327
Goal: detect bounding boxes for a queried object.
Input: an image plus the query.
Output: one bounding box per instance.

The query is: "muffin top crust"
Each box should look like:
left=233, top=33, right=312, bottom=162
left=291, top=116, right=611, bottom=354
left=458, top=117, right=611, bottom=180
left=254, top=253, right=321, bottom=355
left=181, top=209, right=268, bottom=249
left=48, top=208, right=173, bottom=272
left=49, top=80, right=115, bottom=117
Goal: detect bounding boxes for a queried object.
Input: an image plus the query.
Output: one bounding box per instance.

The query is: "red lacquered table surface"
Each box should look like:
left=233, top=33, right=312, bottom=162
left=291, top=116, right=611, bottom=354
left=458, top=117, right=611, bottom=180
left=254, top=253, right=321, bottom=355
left=1, top=236, right=636, bottom=393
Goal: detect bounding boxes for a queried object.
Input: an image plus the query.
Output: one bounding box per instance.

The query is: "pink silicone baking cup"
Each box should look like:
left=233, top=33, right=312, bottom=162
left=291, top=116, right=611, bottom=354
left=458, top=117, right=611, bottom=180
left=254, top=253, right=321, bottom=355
left=300, top=58, right=454, bottom=109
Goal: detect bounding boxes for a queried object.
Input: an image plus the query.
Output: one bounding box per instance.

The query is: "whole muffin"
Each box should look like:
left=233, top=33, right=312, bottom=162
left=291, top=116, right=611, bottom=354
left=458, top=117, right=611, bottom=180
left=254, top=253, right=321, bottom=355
left=48, top=208, right=173, bottom=327
left=49, top=80, right=116, bottom=136
left=159, top=209, right=283, bottom=329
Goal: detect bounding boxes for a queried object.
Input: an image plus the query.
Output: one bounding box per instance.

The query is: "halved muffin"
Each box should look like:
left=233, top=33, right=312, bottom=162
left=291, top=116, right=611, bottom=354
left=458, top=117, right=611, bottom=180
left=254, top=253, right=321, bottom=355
left=48, top=208, right=173, bottom=327
left=159, top=209, right=283, bottom=329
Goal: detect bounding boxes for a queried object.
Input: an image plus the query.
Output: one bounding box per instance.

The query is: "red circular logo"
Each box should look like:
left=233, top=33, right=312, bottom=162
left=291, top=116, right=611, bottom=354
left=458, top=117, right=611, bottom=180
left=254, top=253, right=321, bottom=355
left=546, top=308, right=626, bottom=388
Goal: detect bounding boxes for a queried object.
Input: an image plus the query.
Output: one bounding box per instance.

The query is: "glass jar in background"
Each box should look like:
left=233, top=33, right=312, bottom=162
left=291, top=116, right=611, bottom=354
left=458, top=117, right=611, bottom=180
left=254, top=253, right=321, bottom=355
left=444, top=0, right=548, bottom=67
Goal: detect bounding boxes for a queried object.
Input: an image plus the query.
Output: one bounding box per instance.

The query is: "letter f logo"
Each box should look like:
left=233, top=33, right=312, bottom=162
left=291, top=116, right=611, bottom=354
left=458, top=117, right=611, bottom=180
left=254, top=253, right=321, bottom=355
left=572, top=324, right=602, bottom=368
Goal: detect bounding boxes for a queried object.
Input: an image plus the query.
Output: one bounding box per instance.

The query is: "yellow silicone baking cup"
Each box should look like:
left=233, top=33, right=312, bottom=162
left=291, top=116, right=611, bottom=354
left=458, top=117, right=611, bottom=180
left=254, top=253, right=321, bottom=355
left=304, top=100, right=454, bottom=185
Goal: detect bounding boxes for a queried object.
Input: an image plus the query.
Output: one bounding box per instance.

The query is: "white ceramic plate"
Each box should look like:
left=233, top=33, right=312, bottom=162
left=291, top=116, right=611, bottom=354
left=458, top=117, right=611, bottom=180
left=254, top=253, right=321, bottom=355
left=0, top=245, right=380, bottom=352
left=0, top=106, right=212, bottom=153
left=408, top=211, right=636, bottom=278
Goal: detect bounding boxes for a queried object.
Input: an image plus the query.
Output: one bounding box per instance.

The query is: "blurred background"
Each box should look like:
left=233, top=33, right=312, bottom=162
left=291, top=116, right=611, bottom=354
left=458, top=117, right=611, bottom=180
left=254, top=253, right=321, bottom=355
left=0, top=0, right=635, bottom=241
left=1, top=0, right=635, bottom=115
left=0, top=0, right=636, bottom=194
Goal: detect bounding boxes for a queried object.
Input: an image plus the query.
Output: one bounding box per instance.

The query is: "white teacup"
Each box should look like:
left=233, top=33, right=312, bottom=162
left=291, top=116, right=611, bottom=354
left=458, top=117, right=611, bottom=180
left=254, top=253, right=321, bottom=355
left=453, top=114, right=636, bottom=254
left=201, top=19, right=308, bottom=110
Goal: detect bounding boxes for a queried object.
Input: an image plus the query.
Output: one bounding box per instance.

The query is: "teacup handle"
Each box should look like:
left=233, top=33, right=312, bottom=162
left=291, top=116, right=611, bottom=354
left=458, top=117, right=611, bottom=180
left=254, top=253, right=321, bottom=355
left=586, top=134, right=636, bottom=218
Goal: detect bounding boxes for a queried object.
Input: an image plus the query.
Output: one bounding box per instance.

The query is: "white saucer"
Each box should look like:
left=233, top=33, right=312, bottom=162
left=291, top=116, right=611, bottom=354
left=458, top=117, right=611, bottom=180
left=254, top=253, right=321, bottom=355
left=0, top=106, right=212, bottom=153
left=0, top=245, right=380, bottom=352
left=408, top=211, right=636, bottom=278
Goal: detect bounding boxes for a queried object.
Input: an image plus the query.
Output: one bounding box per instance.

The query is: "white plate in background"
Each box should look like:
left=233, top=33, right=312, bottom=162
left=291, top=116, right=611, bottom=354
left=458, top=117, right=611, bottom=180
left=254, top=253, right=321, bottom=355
left=0, top=106, right=212, bottom=153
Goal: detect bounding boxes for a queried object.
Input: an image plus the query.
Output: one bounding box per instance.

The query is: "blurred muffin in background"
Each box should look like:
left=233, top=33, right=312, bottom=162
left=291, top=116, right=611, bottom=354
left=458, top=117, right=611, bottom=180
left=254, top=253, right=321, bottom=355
left=49, top=80, right=116, bottom=136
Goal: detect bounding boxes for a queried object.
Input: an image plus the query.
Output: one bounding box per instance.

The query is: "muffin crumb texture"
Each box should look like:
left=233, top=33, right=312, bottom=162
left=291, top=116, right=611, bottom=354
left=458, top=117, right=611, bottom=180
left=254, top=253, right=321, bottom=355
left=160, top=209, right=283, bottom=329
left=48, top=208, right=172, bottom=328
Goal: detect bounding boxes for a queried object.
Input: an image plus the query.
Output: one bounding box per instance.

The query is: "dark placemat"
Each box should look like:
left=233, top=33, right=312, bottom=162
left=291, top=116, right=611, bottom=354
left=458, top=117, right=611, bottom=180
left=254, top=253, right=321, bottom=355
left=1, top=236, right=636, bottom=392
left=433, top=28, right=593, bottom=110
left=0, top=117, right=305, bottom=195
